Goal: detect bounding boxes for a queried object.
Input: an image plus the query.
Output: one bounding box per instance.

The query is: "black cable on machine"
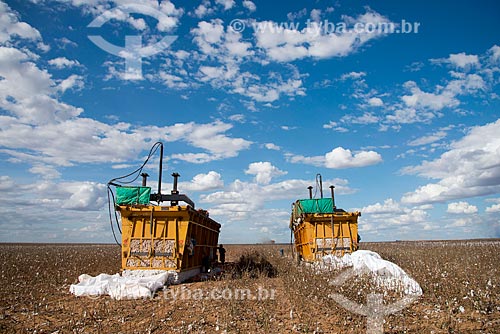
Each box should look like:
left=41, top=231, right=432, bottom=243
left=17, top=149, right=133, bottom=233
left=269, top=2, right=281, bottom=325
left=314, top=173, right=323, bottom=199
left=106, top=142, right=164, bottom=246
left=108, top=142, right=163, bottom=186
left=107, top=186, right=121, bottom=246
left=107, top=185, right=121, bottom=234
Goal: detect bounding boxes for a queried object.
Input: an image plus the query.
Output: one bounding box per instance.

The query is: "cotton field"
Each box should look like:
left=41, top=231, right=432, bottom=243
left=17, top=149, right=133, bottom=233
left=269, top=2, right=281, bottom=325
left=0, top=240, right=498, bottom=333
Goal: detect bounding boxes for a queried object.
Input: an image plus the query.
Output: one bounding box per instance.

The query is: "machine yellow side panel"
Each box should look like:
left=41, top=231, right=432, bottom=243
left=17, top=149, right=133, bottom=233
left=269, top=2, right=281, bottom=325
left=293, top=213, right=359, bottom=262
left=119, top=205, right=220, bottom=272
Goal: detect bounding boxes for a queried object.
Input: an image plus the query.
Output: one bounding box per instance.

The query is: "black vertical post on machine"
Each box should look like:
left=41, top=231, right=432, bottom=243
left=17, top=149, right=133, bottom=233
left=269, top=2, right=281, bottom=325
left=330, top=185, right=336, bottom=210
left=171, top=172, right=180, bottom=206
left=141, top=173, right=149, bottom=186
left=148, top=143, right=195, bottom=208
left=158, top=143, right=164, bottom=197
left=171, top=173, right=180, bottom=194
left=317, top=173, right=323, bottom=198
left=308, top=186, right=313, bottom=199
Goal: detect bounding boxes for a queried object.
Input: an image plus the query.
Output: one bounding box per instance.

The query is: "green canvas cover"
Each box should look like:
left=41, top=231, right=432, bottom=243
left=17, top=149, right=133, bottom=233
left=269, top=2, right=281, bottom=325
left=116, top=186, right=151, bottom=205
left=296, top=198, right=335, bottom=214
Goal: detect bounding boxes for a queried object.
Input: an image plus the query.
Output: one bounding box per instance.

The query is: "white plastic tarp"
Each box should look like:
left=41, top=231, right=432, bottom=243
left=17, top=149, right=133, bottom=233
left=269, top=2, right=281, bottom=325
left=69, top=270, right=171, bottom=300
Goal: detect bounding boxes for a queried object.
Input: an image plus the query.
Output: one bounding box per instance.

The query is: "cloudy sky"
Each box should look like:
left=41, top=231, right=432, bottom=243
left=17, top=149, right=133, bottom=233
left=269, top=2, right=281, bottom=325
left=1, top=0, right=499, bottom=243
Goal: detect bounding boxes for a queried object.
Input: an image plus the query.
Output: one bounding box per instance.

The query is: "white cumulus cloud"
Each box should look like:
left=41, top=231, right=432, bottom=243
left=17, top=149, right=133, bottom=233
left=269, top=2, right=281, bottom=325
left=287, top=147, right=382, bottom=169
left=368, top=97, right=383, bottom=107
left=486, top=203, right=500, bottom=213
left=0, top=2, right=41, bottom=43
left=48, top=57, right=80, bottom=69
left=402, top=119, right=500, bottom=204
left=448, top=53, right=479, bottom=68
left=447, top=201, right=478, bottom=214
left=242, top=0, right=256, bottom=12
left=325, top=147, right=383, bottom=169
left=254, top=10, right=392, bottom=62
left=245, top=162, right=287, bottom=184
left=179, top=171, right=224, bottom=192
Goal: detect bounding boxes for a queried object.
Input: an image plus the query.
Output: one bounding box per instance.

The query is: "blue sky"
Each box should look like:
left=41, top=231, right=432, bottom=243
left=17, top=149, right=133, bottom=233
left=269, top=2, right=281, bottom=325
left=0, top=0, right=499, bottom=243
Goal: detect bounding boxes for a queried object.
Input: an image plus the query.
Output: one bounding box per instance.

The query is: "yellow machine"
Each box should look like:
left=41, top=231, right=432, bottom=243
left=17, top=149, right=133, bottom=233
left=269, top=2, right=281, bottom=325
left=118, top=197, right=221, bottom=272
left=290, top=175, right=360, bottom=262
left=107, top=142, right=221, bottom=277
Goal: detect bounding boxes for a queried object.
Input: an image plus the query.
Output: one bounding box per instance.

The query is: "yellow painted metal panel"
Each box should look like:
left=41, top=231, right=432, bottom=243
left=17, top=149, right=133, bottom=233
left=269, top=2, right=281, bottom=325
left=118, top=205, right=221, bottom=272
left=291, top=209, right=360, bottom=262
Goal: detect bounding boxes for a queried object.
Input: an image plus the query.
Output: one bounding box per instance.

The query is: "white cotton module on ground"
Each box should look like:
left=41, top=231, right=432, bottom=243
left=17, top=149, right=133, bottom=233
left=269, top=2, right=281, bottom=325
left=70, top=270, right=173, bottom=300
left=319, top=250, right=423, bottom=295
left=69, top=268, right=204, bottom=299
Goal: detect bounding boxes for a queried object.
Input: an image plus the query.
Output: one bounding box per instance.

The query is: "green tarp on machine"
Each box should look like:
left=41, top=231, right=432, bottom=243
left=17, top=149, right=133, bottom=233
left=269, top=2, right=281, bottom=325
left=296, top=198, right=335, bottom=214
left=116, top=186, right=151, bottom=205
